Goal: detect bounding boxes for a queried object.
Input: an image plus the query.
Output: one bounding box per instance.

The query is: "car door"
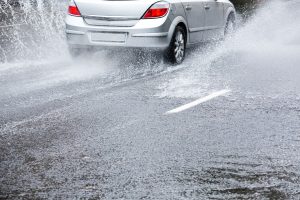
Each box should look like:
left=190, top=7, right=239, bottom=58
left=181, top=0, right=206, bottom=44
left=203, top=0, right=224, bottom=40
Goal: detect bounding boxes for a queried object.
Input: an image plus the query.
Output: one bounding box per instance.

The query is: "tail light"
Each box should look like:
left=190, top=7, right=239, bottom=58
left=143, top=2, right=170, bottom=19
left=68, top=0, right=81, bottom=17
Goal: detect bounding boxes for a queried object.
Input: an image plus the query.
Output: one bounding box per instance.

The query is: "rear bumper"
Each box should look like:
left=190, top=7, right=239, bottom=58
left=65, top=15, right=173, bottom=49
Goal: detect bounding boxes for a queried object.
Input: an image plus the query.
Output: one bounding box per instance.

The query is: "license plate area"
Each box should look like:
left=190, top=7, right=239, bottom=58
left=90, top=32, right=127, bottom=43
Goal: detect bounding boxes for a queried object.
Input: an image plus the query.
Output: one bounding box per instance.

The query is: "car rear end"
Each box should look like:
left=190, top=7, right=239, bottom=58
left=66, top=0, right=174, bottom=50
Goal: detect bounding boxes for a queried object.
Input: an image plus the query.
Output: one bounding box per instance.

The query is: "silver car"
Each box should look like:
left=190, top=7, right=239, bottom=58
left=66, top=0, right=236, bottom=64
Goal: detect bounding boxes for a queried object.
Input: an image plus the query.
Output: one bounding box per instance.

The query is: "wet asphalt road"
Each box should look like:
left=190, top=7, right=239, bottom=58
left=1, top=1, right=300, bottom=199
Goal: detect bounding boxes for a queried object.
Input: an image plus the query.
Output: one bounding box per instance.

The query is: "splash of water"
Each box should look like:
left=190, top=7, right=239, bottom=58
left=0, top=0, right=67, bottom=63
left=0, top=0, right=170, bottom=82
left=1, top=0, right=300, bottom=97
left=158, top=0, right=300, bottom=99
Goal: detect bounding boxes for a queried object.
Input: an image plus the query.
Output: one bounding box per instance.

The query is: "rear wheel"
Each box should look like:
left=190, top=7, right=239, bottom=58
left=225, top=13, right=236, bottom=37
left=164, top=26, right=186, bottom=65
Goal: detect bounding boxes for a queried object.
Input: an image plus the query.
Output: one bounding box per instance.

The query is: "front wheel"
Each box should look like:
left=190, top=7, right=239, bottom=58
left=164, top=26, right=186, bottom=65
left=225, top=13, right=236, bottom=37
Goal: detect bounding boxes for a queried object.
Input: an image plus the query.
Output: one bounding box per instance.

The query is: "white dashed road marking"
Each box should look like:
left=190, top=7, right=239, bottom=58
left=165, top=89, right=231, bottom=115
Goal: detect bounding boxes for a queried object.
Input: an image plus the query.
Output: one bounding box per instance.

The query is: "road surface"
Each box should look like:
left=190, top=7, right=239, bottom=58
left=1, top=1, right=300, bottom=199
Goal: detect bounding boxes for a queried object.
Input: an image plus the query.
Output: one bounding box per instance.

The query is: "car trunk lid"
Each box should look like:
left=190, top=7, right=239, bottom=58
left=74, top=0, right=159, bottom=27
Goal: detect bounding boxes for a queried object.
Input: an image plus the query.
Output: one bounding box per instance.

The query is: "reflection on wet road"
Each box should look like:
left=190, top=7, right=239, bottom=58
left=1, top=1, right=300, bottom=199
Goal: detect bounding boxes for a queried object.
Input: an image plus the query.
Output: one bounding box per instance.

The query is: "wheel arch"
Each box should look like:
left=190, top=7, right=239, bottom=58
left=224, top=6, right=236, bottom=25
left=167, top=16, right=189, bottom=45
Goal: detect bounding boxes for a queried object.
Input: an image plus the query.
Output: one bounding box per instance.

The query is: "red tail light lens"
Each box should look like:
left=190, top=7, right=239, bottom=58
left=68, top=5, right=81, bottom=17
left=143, top=2, right=170, bottom=19
left=143, top=8, right=168, bottom=19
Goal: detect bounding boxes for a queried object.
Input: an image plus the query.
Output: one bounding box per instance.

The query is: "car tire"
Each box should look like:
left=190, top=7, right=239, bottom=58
left=225, top=13, right=236, bottom=37
left=164, top=26, right=186, bottom=65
